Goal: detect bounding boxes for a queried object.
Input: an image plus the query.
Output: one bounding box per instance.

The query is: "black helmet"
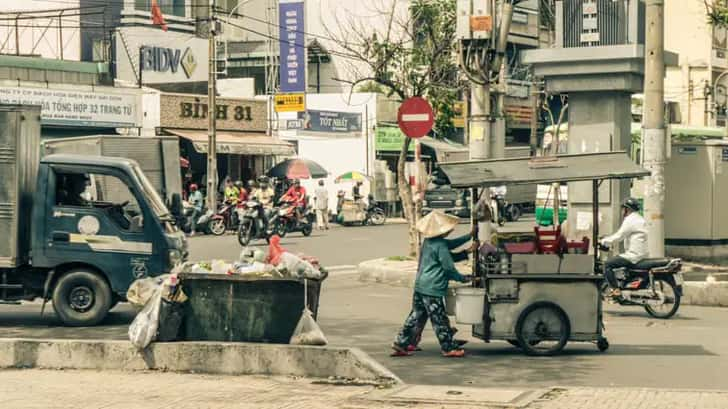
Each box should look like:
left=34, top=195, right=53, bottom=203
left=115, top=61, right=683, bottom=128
left=621, top=197, right=641, bottom=212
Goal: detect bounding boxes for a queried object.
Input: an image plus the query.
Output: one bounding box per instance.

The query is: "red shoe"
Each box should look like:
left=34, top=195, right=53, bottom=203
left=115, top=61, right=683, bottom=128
left=391, top=344, right=412, bottom=357
left=407, top=345, right=423, bottom=352
left=442, top=349, right=465, bottom=358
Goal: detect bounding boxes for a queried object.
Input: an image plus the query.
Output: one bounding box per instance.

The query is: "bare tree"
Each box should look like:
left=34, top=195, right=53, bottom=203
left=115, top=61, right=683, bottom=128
left=324, top=0, right=460, bottom=256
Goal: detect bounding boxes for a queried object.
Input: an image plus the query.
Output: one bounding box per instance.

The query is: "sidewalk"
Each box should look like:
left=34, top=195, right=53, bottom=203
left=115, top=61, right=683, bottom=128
left=358, top=258, right=728, bottom=307
left=2, top=369, right=727, bottom=409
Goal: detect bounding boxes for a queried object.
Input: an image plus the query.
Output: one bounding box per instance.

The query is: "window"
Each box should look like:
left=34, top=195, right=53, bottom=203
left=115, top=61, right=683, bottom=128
left=54, top=171, right=144, bottom=232
left=135, top=0, right=186, bottom=18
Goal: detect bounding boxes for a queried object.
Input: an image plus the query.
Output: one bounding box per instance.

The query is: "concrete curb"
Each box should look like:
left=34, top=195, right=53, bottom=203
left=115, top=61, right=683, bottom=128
left=358, top=258, right=728, bottom=307
left=0, top=338, right=401, bottom=384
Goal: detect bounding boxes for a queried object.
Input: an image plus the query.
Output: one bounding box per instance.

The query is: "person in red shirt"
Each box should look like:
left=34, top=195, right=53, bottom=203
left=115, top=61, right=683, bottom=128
left=281, top=179, right=307, bottom=221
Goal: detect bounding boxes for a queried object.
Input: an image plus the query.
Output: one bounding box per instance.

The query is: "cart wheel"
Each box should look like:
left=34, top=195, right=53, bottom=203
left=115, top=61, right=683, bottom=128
left=516, top=302, right=570, bottom=356
left=597, top=337, right=610, bottom=352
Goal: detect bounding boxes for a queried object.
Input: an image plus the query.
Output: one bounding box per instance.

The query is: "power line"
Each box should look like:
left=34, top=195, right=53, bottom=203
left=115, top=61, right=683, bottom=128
left=220, top=7, right=341, bottom=46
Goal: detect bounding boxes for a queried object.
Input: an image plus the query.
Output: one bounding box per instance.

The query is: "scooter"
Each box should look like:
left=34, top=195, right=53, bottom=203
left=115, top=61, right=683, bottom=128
left=208, top=200, right=240, bottom=236
left=236, top=201, right=273, bottom=246
left=598, top=244, right=684, bottom=319
left=176, top=202, right=213, bottom=235
left=363, top=195, right=386, bottom=226
left=274, top=199, right=314, bottom=237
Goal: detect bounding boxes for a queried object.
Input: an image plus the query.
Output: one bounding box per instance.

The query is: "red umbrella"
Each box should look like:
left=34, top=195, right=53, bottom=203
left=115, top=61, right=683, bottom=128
left=267, top=158, right=328, bottom=179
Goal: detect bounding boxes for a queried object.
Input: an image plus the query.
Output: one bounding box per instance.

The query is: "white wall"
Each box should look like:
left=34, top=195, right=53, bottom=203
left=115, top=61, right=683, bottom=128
left=277, top=92, right=378, bottom=211
left=0, top=0, right=82, bottom=60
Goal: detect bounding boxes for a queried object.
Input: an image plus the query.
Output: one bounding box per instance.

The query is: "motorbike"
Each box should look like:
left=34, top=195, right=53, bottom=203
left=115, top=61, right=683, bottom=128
left=273, top=199, right=314, bottom=237
left=363, top=195, right=386, bottom=226
left=208, top=200, right=241, bottom=236
left=175, top=202, right=213, bottom=235
left=236, top=201, right=273, bottom=246
left=598, top=244, right=684, bottom=319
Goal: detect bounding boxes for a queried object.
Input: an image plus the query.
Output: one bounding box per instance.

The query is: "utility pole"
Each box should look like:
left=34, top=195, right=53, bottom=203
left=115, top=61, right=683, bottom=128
left=206, top=0, right=218, bottom=210
left=529, top=79, right=541, bottom=156
left=643, top=0, right=666, bottom=258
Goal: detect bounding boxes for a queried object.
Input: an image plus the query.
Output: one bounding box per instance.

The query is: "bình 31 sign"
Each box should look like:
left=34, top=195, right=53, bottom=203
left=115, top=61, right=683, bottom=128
left=0, top=86, right=138, bottom=128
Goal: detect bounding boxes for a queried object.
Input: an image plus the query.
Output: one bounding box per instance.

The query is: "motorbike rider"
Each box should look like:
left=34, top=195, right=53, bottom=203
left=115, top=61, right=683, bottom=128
left=281, top=178, right=307, bottom=223
left=188, top=184, right=204, bottom=236
left=224, top=179, right=239, bottom=205
left=235, top=181, right=248, bottom=203
left=252, top=176, right=275, bottom=230
left=600, top=197, right=648, bottom=297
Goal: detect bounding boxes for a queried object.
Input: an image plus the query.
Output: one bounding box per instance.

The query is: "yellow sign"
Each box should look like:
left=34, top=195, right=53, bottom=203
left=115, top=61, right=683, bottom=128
left=453, top=102, right=466, bottom=128
left=274, top=93, right=305, bottom=113
left=470, top=15, right=493, bottom=32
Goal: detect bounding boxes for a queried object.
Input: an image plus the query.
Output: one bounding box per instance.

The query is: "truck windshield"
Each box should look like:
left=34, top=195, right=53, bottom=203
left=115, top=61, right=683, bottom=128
left=131, top=165, right=171, bottom=220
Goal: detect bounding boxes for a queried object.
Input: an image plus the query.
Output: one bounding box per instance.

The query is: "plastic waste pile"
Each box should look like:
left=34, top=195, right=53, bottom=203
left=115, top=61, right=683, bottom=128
left=177, top=235, right=326, bottom=280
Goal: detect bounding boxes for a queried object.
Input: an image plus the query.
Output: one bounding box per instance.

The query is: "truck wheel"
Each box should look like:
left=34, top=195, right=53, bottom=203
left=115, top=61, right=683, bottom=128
left=52, top=270, right=112, bottom=327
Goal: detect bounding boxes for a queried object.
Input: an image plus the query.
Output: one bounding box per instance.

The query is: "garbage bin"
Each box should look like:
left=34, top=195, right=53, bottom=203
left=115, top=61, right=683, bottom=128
left=178, top=272, right=327, bottom=343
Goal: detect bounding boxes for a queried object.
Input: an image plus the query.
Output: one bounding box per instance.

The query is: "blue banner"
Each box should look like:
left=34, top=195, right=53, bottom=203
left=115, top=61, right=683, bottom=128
left=296, top=110, right=362, bottom=133
left=279, top=1, right=305, bottom=93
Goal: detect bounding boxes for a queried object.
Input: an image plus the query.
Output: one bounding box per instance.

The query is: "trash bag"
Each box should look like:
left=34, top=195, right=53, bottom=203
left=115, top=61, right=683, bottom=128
left=127, top=275, right=169, bottom=308
left=290, top=308, right=328, bottom=346
left=290, top=279, right=327, bottom=346
left=128, top=289, right=162, bottom=349
left=278, top=252, right=322, bottom=279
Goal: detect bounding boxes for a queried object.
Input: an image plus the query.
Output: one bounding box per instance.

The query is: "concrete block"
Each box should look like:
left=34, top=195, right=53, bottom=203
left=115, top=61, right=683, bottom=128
left=682, top=282, right=728, bottom=308
left=0, top=339, right=400, bottom=383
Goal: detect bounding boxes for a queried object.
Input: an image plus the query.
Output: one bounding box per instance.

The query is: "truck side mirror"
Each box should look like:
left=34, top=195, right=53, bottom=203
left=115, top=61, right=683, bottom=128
left=170, top=193, right=183, bottom=217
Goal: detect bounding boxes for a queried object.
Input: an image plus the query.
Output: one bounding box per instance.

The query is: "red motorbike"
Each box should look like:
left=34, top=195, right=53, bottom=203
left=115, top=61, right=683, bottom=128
left=273, top=198, right=314, bottom=238
left=207, top=200, right=241, bottom=236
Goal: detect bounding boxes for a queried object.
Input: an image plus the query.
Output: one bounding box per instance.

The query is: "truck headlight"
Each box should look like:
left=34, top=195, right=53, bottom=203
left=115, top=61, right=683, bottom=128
left=168, top=249, right=182, bottom=267
left=455, top=199, right=463, bottom=206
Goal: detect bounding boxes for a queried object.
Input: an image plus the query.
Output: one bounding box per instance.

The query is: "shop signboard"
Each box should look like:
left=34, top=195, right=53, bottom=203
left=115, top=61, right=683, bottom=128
left=274, top=93, right=305, bottom=112
left=292, top=110, right=362, bottom=134
left=0, top=86, right=138, bottom=127
left=279, top=0, right=306, bottom=93
left=115, top=27, right=208, bottom=85
left=160, top=93, right=267, bottom=132
left=375, top=127, right=414, bottom=152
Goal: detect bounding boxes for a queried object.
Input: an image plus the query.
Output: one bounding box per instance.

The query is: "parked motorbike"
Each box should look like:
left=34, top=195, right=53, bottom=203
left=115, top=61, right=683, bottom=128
left=363, top=195, right=386, bottom=226
left=236, top=200, right=273, bottom=246
left=208, top=201, right=241, bottom=236
left=274, top=200, right=314, bottom=237
left=598, top=244, right=684, bottom=319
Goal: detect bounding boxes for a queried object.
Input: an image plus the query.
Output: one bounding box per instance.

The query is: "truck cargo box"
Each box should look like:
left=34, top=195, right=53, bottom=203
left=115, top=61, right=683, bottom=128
left=43, top=135, right=181, bottom=204
left=0, top=105, right=41, bottom=268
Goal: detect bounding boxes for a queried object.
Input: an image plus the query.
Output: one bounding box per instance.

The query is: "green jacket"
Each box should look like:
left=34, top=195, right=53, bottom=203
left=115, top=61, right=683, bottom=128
left=414, top=234, right=470, bottom=297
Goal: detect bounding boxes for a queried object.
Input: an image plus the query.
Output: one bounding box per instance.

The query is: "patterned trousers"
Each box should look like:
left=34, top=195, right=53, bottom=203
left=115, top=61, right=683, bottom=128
left=395, top=292, right=458, bottom=352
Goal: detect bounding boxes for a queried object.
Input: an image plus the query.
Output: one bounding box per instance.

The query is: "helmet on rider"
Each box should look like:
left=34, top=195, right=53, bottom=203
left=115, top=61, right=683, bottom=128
left=621, top=197, right=641, bottom=213
left=257, top=176, right=269, bottom=186
left=234, top=180, right=244, bottom=189
left=190, top=184, right=198, bottom=192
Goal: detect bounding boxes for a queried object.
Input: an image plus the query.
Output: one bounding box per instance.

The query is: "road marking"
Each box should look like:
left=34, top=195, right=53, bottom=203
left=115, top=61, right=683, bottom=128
left=327, top=265, right=357, bottom=272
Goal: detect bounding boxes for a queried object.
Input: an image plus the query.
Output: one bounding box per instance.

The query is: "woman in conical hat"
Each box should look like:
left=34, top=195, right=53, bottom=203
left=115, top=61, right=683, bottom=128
left=392, top=211, right=474, bottom=358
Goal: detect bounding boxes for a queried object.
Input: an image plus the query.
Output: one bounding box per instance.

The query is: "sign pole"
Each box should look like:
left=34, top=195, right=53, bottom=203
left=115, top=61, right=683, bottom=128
left=414, top=138, right=422, bottom=246
left=206, top=0, right=218, bottom=211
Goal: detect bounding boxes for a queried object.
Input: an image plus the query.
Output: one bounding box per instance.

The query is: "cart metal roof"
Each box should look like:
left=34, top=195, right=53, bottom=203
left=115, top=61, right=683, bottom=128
left=439, top=151, right=650, bottom=188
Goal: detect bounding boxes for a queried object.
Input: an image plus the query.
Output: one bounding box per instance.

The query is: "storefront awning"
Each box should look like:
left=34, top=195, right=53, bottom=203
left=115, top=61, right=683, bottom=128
left=420, top=136, right=469, bottom=163
left=166, top=129, right=295, bottom=156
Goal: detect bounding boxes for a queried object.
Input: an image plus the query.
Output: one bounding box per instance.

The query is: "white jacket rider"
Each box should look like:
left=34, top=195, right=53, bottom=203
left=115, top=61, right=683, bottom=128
left=600, top=197, right=649, bottom=295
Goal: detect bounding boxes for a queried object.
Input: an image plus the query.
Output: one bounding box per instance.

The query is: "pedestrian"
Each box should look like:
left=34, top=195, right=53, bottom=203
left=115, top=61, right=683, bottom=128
left=314, top=180, right=329, bottom=230
left=392, top=211, right=474, bottom=358
left=188, top=184, right=204, bottom=236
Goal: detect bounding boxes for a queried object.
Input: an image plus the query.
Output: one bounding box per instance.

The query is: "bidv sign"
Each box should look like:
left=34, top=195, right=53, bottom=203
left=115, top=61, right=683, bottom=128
left=140, top=46, right=197, bottom=79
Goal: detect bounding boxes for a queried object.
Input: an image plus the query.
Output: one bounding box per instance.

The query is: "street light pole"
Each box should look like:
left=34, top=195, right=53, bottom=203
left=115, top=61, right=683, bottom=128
left=643, top=0, right=666, bottom=257
left=206, top=0, right=218, bottom=211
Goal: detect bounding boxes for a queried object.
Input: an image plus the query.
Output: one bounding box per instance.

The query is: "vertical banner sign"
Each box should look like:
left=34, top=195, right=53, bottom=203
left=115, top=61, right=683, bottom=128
left=279, top=0, right=306, bottom=93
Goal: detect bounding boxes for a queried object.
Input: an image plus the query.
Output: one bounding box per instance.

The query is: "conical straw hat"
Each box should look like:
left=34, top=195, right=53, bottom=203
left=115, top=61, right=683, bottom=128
left=417, top=210, right=460, bottom=239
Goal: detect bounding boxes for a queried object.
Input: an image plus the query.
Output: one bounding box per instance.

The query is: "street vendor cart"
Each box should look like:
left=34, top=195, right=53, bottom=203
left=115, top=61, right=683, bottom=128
left=439, top=152, right=650, bottom=356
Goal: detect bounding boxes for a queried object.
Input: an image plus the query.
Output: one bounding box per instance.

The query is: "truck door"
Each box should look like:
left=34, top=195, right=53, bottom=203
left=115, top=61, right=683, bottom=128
left=43, top=166, right=161, bottom=294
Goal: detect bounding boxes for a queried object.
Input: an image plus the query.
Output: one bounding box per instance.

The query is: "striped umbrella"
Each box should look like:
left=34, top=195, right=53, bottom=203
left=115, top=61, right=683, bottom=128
left=267, top=158, right=328, bottom=179
left=335, top=171, right=370, bottom=183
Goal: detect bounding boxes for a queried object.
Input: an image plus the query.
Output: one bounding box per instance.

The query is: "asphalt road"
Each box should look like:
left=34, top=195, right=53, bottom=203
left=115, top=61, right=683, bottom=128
left=1, top=223, right=727, bottom=390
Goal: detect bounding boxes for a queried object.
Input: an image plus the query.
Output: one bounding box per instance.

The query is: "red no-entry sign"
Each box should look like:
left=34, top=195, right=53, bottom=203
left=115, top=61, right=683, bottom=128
left=397, top=96, right=434, bottom=139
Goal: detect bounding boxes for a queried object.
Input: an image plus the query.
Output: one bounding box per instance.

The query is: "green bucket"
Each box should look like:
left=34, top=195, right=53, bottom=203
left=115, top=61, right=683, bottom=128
left=535, top=207, right=568, bottom=226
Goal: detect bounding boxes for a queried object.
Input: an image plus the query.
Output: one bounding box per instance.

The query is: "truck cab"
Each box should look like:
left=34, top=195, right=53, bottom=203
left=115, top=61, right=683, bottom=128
left=4, top=154, right=187, bottom=326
